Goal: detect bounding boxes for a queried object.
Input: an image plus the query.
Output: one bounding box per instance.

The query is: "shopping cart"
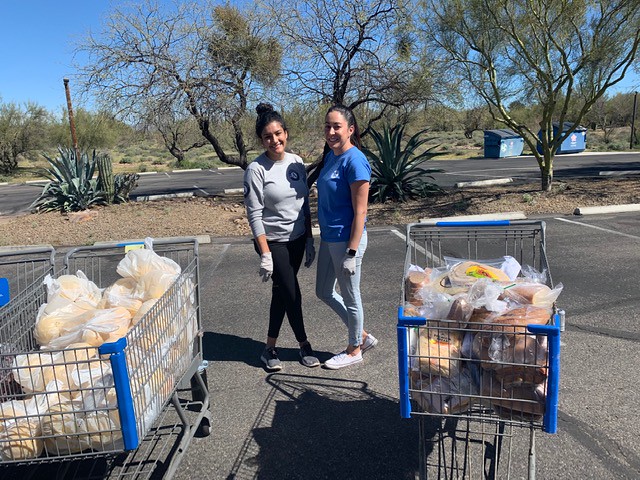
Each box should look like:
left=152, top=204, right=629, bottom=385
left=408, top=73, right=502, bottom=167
left=397, top=220, right=562, bottom=480
left=0, top=237, right=210, bottom=478
left=0, top=246, right=55, bottom=307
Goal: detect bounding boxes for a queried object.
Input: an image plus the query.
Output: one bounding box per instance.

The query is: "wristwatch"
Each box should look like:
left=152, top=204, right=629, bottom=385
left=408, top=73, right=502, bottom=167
left=346, top=248, right=357, bottom=257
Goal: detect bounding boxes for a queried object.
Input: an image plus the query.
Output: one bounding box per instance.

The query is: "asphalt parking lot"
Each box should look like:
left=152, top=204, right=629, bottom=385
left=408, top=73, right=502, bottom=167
left=2, top=210, right=638, bottom=479
left=165, top=211, right=639, bottom=480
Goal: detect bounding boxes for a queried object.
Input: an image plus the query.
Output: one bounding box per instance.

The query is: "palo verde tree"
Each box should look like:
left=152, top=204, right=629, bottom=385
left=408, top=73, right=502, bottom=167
left=76, top=0, right=281, bottom=169
left=0, top=101, right=49, bottom=174
left=424, top=0, right=640, bottom=190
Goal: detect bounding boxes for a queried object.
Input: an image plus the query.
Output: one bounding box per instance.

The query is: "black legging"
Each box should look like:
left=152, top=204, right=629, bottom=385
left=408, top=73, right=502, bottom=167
left=254, top=235, right=308, bottom=343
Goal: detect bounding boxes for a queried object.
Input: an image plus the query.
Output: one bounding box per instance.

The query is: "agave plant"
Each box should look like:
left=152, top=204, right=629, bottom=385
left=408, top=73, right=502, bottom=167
left=30, top=147, right=107, bottom=212
left=362, top=123, right=445, bottom=203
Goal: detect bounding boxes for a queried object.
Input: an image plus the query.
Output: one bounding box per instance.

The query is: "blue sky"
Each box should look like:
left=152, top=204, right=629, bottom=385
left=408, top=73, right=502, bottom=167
left=0, top=1, right=112, bottom=114
left=1, top=1, right=639, bottom=114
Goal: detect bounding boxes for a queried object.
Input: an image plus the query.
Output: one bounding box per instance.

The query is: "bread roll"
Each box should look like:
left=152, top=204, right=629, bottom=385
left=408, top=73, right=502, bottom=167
left=0, top=422, right=43, bottom=460
left=41, top=401, right=93, bottom=455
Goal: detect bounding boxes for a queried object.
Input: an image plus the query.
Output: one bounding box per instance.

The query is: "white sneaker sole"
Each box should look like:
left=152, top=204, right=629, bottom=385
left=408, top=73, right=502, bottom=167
left=324, top=356, right=363, bottom=370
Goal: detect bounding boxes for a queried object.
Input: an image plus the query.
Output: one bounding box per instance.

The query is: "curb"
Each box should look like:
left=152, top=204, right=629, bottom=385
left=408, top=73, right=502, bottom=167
left=419, top=211, right=527, bottom=224
left=598, top=170, right=640, bottom=176
left=134, top=192, right=194, bottom=201
left=224, top=188, right=244, bottom=195
left=455, top=178, right=513, bottom=188
left=573, top=203, right=640, bottom=215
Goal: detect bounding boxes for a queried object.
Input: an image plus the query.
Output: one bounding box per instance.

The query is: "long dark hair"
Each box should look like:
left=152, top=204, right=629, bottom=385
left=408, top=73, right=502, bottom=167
left=255, top=102, right=287, bottom=138
left=307, top=104, right=362, bottom=187
left=326, top=104, right=361, bottom=149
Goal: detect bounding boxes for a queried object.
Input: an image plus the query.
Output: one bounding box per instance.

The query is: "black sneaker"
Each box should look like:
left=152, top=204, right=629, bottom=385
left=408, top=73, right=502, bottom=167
left=261, top=347, right=282, bottom=371
left=299, top=342, right=320, bottom=368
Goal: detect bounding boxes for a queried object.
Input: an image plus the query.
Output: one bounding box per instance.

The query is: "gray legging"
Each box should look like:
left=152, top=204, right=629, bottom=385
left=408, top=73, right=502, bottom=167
left=315, top=231, right=368, bottom=347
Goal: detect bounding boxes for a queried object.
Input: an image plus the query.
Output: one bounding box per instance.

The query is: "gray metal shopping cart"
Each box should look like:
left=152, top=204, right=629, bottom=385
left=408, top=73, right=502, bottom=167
left=0, top=237, right=210, bottom=479
left=397, top=220, right=562, bottom=480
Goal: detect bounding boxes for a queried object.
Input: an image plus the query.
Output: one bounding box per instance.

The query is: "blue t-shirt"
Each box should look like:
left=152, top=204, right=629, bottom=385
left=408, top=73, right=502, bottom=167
left=317, top=146, right=371, bottom=242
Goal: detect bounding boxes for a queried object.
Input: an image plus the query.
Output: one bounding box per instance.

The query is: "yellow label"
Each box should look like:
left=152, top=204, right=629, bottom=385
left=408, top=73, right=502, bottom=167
left=124, top=243, right=145, bottom=253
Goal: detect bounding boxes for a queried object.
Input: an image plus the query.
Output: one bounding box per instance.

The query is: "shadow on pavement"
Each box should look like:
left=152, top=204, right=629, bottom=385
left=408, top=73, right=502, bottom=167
left=226, top=373, right=421, bottom=480
left=202, top=332, right=335, bottom=367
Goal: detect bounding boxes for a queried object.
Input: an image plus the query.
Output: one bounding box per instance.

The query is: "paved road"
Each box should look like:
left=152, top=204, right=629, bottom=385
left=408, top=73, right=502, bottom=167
left=2, top=152, right=639, bottom=216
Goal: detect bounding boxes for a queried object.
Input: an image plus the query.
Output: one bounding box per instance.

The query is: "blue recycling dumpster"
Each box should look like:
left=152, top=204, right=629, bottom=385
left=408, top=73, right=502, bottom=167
left=483, top=129, right=524, bottom=158
left=537, top=122, right=587, bottom=154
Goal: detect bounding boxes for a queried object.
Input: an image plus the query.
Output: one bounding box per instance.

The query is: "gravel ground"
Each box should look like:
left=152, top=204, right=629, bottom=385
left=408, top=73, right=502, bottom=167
left=0, top=176, right=637, bottom=248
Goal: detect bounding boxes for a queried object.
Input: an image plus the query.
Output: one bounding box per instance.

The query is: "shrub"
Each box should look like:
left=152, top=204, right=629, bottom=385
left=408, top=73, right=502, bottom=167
left=362, top=123, right=444, bottom=203
left=30, top=148, right=106, bottom=212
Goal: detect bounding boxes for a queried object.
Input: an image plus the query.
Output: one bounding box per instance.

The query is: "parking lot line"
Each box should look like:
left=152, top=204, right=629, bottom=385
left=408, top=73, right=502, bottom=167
left=555, top=217, right=640, bottom=240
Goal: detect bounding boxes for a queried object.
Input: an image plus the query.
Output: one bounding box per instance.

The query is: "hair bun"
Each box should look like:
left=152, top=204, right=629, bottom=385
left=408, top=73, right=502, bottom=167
left=256, top=103, right=274, bottom=115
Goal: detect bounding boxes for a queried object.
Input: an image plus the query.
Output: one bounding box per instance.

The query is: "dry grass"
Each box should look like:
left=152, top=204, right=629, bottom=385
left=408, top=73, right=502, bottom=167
left=0, top=177, right=637, bottom=248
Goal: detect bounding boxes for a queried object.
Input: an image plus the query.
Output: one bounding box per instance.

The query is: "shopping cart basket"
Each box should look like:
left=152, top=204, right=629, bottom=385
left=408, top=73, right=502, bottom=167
left=397, top=220, right=562, bottom=480
left=0, top=246, right=55, bottom=308
left=0, top=237, right=210, bottom=479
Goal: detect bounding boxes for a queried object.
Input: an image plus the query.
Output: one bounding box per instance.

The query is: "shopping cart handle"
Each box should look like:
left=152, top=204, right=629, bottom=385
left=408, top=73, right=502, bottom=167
left=528, top=322, right=561, bottom=434
left=435, top=220, right=512, bottom=227
left=99, top=337, right=140, bottom=450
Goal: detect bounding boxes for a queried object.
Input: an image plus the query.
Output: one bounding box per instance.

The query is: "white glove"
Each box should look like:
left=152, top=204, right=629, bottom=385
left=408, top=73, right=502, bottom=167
left=304, top=237, right=316, bottom=268
left=341, top=253, right=357, bottom=276
left=259, top=252, right=273, bottom=282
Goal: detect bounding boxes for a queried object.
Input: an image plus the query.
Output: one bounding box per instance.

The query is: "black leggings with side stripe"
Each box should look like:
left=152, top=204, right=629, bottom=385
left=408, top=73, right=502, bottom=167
left=254, top=235, right=308, bottom=343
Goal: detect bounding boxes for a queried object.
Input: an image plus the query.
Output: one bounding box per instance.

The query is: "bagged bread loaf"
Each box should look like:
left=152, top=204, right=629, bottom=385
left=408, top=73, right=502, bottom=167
left=501, top=282, right=563, bottom=308
left=416, top=332, right=462, bottom=377
left=480, top=305, right=552, bottom=334
left=472, top=333, right=548, bottom=386
left=449, top=261, right=511, bottom=285
left=480, top=374, right=546, bottom=420
left=413, top=367, right=479, bottom=414
left=405, top=269, right=431, bottom=306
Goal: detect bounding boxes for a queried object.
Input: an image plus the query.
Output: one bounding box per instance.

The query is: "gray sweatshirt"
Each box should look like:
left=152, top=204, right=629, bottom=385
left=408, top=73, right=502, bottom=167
left=243, top=152, right=310, bottom=242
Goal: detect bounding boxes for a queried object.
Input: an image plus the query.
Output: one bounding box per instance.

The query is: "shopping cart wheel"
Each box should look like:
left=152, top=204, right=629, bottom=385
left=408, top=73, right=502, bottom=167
left=190, top=363, right=209, bottom=404
left=198, top=416, right=211, bottom=437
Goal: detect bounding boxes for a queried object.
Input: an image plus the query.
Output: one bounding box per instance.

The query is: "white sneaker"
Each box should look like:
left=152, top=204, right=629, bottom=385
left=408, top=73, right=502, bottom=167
left=361, top=334, right=379, bottom=354
left=324, top=351, right=363, bottom=370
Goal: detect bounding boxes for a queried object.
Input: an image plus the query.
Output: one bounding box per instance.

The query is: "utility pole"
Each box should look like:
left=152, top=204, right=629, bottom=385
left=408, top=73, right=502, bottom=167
left=631, top=91, right=638, bottom=150
left=63, top=78, right=80, bottom=159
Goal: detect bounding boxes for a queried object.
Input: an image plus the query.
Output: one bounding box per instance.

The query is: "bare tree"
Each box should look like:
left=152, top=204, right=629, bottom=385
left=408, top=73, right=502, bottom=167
left=425, top=0, right=640, bottom=190
left=76, top=0, right=281, bottom=169
left=262, top=0, right=444, bottom=131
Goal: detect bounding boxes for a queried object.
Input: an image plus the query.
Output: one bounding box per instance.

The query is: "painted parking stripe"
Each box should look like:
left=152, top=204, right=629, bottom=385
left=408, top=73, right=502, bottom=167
left=555, top=217, right=640, bottom=240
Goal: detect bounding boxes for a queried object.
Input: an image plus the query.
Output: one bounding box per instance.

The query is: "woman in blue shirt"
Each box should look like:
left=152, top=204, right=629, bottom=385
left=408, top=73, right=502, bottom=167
left=316, top=104, right=378, bottom=369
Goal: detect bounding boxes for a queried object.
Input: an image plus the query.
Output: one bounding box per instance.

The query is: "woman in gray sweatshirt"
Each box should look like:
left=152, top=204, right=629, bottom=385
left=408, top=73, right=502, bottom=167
left=243, top=103, right=318, bottom=371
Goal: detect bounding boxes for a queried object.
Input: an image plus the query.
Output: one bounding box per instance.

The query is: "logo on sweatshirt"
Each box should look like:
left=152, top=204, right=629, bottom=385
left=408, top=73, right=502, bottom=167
left=289, top=170, right=300, bottom=182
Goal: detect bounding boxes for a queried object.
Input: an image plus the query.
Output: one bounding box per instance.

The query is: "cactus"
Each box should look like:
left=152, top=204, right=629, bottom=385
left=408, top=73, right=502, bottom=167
left=114, top=173, right=140, bottom=203
left=96, top=153, right=115, bottom=204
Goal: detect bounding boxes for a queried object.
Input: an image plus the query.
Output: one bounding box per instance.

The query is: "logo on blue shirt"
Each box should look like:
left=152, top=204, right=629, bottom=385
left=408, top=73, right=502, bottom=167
left=289, top=171, right=300, bottom=181
left=330, top=170, right=340, bottom=179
